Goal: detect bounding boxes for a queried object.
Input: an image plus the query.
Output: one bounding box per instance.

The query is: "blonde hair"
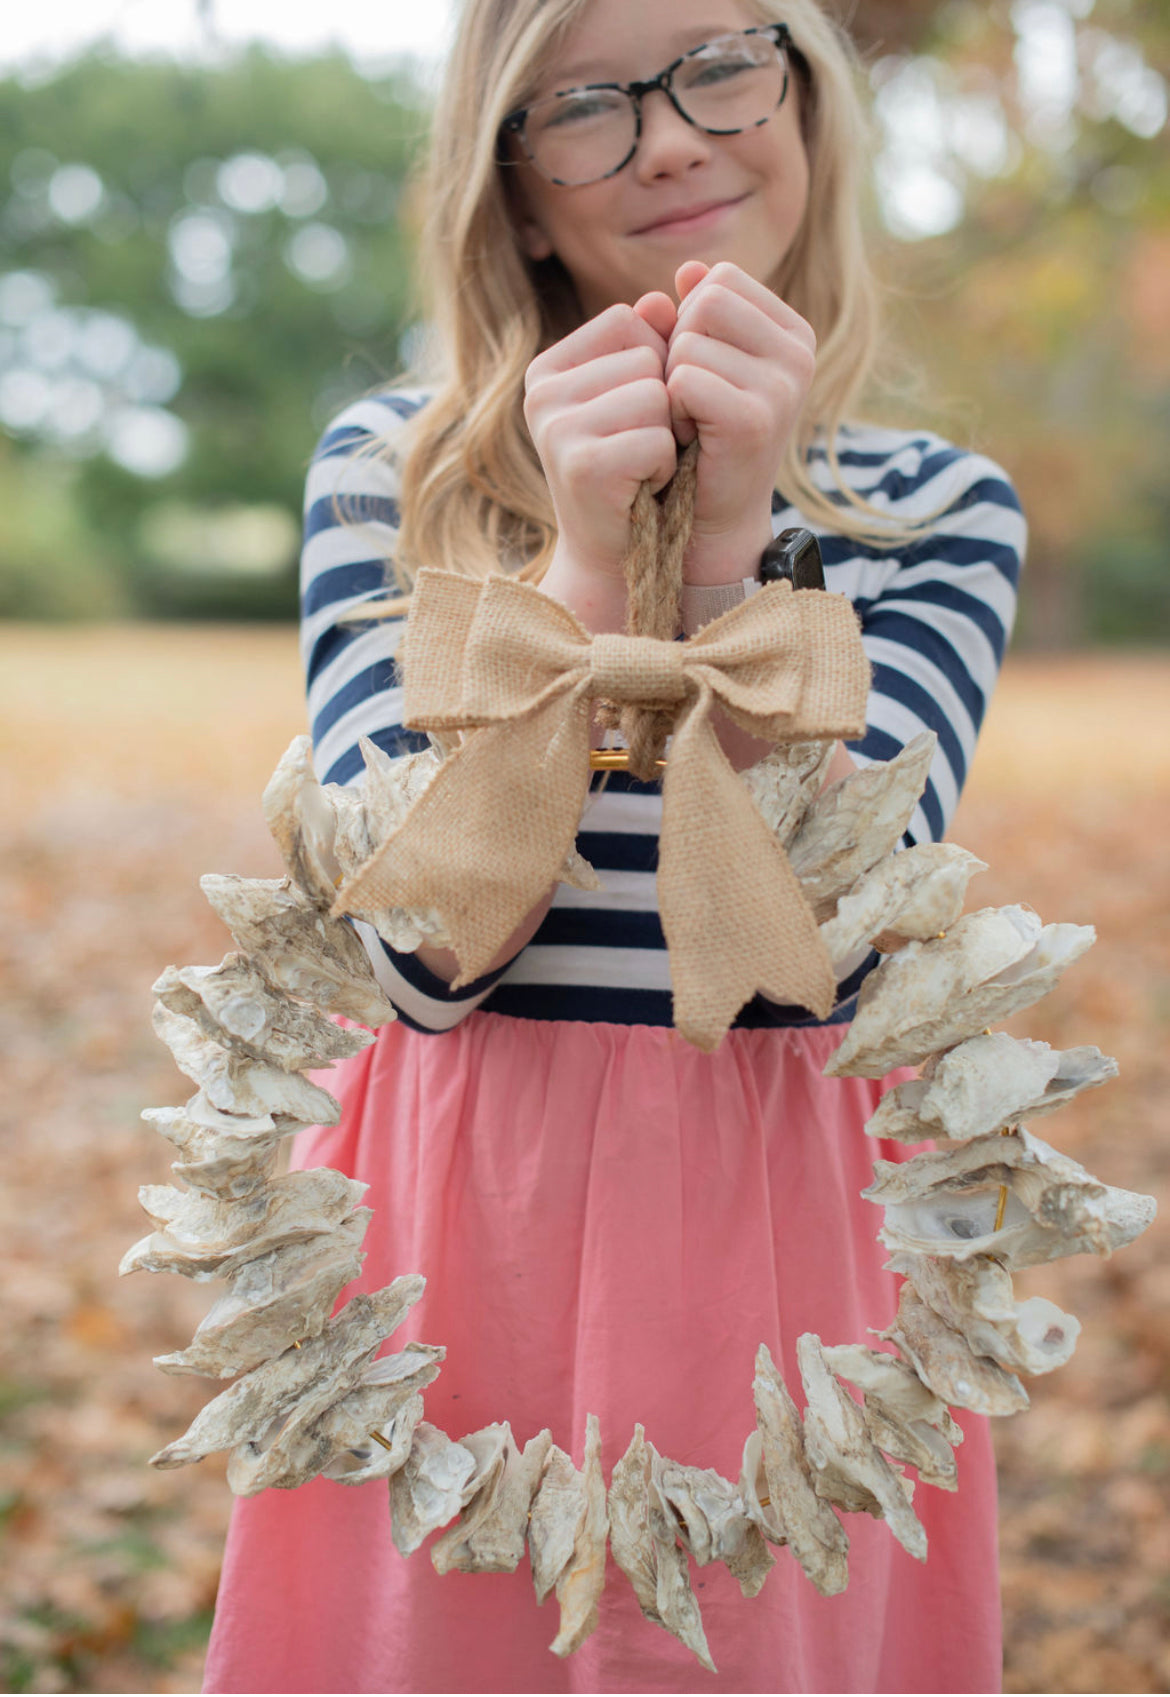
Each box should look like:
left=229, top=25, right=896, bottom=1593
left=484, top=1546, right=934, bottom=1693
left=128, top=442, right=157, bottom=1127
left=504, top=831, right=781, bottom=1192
left=378, top=0, right=910, bottom=588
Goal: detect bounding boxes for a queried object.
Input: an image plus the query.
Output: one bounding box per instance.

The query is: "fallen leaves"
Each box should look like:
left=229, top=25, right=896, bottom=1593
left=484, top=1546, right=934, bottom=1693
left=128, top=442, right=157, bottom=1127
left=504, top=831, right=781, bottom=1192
left=0, top=628, right=1167, bottom=1692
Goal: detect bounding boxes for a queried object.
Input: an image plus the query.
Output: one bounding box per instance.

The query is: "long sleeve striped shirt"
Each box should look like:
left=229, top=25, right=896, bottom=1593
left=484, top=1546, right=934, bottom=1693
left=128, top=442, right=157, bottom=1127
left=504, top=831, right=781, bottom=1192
left=301, top=391, right=1025, bottom=1034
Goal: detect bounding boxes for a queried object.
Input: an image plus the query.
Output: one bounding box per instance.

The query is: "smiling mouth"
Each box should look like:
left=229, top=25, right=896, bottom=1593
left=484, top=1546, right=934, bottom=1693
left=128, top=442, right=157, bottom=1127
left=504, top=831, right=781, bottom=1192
left=632, top=195, right=748, bottom=235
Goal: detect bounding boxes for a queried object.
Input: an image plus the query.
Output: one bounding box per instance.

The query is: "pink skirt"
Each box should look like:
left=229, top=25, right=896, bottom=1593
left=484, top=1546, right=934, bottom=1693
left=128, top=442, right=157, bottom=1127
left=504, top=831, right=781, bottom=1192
left=202, top=1014, right=1000, bottom=1695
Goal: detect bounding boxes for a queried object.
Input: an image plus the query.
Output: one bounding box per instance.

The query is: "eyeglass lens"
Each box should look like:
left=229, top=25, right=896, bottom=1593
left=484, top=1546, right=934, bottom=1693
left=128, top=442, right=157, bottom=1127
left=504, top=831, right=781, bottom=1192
left=522, top=32, right=788, bottom=186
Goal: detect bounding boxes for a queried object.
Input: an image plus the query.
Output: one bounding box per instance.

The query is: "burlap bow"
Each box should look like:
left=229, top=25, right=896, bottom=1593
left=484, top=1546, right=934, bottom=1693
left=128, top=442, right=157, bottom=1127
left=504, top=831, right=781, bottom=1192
left=332, top=567, right=870, bottom=1052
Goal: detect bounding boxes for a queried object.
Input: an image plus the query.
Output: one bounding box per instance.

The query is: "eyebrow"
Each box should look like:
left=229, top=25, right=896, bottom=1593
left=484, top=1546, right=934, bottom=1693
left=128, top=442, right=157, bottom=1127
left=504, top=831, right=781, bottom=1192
left=551, top=24, right=739, bottom=87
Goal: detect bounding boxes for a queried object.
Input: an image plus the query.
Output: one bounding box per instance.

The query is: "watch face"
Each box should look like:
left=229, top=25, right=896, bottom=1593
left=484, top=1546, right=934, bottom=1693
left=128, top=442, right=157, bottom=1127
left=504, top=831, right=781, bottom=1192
left=760, top=528, right=825, bottom=590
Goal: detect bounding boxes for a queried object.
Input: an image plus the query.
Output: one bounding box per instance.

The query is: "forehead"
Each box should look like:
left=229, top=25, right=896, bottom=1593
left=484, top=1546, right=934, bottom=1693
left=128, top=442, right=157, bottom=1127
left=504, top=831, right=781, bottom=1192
left=543, top=0, right=761, bottom=86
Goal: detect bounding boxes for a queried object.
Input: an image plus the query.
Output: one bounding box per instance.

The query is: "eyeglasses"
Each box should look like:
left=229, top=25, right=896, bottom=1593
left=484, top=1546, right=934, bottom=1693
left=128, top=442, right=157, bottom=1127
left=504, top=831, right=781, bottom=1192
left=501, top=24, right=796, bottom=188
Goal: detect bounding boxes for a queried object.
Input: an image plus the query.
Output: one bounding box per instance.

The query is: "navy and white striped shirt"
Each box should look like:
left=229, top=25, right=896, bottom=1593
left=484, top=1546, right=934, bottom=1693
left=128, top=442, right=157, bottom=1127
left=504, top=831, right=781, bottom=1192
left=302, top=391, right=1025, bottom=1034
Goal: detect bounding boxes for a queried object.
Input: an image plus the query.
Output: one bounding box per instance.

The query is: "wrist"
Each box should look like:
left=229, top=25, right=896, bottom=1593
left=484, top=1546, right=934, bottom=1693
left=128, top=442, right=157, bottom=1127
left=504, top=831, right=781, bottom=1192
left=538, top=544, right=629, bottom=633
left=682, top=512, right=775, bottom=587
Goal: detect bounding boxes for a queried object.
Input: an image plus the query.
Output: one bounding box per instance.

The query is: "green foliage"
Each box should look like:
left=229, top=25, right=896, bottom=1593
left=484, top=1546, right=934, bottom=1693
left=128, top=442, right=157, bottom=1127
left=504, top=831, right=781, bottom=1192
left=0, top=16, right=1168, bottom=641
left=0, top=48, right=427, bottom=618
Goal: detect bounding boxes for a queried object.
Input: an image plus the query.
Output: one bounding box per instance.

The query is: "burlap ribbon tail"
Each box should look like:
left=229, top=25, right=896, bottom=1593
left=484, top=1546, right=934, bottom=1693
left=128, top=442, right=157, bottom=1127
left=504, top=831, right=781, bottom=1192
left=331, top=568, right=870, bottom=1052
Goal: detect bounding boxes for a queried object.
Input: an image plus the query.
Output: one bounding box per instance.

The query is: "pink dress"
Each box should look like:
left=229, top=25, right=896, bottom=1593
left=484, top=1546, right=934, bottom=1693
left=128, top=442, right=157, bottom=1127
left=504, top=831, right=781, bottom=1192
left=202, top=1014, right=1000, bottom=1694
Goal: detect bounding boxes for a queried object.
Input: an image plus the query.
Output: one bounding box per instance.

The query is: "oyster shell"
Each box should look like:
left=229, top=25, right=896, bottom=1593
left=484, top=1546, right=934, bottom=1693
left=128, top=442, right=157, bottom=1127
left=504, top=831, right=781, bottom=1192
left=608, top=1426, right=715, bottom=1673
left=121, top=1169, right=367, bottom=1281
left=262, top=735, right=345, bottom=909
left=741, top=739, right=834, bottom=845
left=879, top=1286, right=1029, bottom=1416
left=752, top=1343, right=849, bottom=1596
left=787, top=732, right=937, bottom=920
left=820, top=1344, right=962, bottom=1492
left=154, top=956, right=373, bottom=1073
left=549, top=1416, right=609, bottom=1659
left=825, top=907, right=1096, bottom=1078
left=149, top=1281, right=425, bottom=1472
left=322, top=738, right=452, bottom=951
left=390, top=1421, right=478, bottom=1556
left=738, top=1429, right=786, bottom=1546
left=227, top=1345, right=443, bottom=1494
left=866, top=1126, right=1157, bottom=1269
left=152, top=1210, right=372, bottom=1377
left=431, top=1426, right=552, bottom=1575
left=866, top=1035, right=1118, bottom=1144
left=528, top=1444, right=583, bottom=1606
left=200, top=873, right=398, bottom=1026
left=656, top=1457, right=773, bottom=1598
left=797, top=1334, right=927, bottom=1561
left=819, top=844, right=986, bottom=967
left=887, top=1253, right=1081, bottom=1376
left=321, top=1389, right=426, bottom=1485
left=142, top=1102, right=286, bottom=1199
left=151, top=1003, right=342, bottom=1124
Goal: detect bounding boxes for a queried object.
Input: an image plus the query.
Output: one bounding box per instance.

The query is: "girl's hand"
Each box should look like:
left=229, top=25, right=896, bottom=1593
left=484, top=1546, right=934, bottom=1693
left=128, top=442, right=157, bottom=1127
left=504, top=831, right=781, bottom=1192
left=664, top=260, right=817, bottom=582
left=523, top=303, right=678, bottom=582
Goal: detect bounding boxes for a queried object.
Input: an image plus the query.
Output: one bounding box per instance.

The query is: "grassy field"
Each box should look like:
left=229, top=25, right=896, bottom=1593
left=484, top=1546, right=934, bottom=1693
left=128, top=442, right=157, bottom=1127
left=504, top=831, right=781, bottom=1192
left=0, top=625, right=1167, bottom=1694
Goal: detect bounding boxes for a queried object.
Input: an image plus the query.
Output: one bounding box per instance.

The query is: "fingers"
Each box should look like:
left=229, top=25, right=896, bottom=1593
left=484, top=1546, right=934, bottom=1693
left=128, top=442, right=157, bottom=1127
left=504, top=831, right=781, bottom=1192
left=529, top=301, right=670, bottom=381
left=632, top=290, right=677, bottom=342
left=674, top=260, right=710, bottom=302
left=672, top=260, right=816, bottom=356
left=527, top=343, right=665, bottom=414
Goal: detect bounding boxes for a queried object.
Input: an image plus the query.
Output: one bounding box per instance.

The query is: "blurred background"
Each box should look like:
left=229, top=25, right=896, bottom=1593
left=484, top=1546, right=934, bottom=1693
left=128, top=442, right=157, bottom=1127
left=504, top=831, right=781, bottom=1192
left=0, top=2, right=1168, bottom=1692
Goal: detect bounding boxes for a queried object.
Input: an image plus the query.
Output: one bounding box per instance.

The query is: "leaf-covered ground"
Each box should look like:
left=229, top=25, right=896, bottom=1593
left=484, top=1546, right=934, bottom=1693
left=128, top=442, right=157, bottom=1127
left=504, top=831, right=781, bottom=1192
left=0, top=626, right=1166, bottom=1695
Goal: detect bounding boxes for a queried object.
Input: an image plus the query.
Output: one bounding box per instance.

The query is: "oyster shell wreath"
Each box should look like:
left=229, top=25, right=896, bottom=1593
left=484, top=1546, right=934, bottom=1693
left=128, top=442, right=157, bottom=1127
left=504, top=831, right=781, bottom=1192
left=127, top=728, right=1156, bottom=1672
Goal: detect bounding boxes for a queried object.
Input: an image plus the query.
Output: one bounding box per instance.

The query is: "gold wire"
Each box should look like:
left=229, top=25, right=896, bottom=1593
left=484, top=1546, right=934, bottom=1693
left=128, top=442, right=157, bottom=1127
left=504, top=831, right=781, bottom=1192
left=589, top=750, right=667, bottom=772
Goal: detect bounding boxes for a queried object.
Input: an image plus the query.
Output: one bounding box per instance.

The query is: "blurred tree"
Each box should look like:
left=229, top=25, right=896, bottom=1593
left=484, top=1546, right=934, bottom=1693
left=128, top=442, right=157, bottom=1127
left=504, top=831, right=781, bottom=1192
left=0, top=8, right=1167, bottom=640
left=840, top=0, right=1170, bottom=645
left=0, top=49, right=426, bottom=617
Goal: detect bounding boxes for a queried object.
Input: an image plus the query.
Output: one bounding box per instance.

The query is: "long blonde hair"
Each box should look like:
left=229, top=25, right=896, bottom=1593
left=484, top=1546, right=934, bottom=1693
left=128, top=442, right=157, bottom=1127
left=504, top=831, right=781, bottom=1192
left=378, top=0, right=908, bottom=588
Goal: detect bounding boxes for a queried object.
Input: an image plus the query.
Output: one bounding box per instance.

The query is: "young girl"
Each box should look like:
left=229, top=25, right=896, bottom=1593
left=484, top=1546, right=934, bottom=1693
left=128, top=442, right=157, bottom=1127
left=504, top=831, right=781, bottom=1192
left=203, top=0, right=1025, bottom=1690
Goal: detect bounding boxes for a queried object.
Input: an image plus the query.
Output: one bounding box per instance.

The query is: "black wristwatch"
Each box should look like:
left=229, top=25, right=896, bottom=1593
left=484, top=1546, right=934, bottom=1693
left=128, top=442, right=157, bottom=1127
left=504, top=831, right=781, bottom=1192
left=759, top=528, right=825, bottom=591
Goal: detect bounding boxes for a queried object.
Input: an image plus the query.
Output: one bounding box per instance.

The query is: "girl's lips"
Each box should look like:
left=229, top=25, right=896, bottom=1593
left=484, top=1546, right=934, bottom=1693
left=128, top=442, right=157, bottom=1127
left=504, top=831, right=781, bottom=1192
left=632, top=194, right=747, bottom=237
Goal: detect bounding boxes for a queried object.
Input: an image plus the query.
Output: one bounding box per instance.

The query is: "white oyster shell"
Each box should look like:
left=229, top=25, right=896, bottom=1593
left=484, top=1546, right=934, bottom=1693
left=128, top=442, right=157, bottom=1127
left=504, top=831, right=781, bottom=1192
left=149, top=1281, right=425, bottom=1473
left=741, top=739, right=833, bottom=846
left=547, top=1416, right=609, bottom=1659
left=825, top=906, right=1096, bottom=1078
left=228, top=1345, right=443, bottom=1494
left=321, top=1388, right=426, bottom=1485
left=656, top=1457, right=773, bottom=1599
left=121, top=1168, right=368, bottom=1281
left=143, top=1101, right=286, bottom=1199
left=887, top=1253, right=1081, bottom=1376
left=154, top=955, right=373, bottom=1073
left=880, top=1285, right=1029, bottom=1416
left=431, top=1426, right=552, bottom=1575
left=327, top=738, right=453, bottom=951
left=866, top=1126, right=1157, bottom=1269
left=608, top=1426, right=715, bottom=1673
left=819, top=844, right=986, bottom=967
left=528, top=1444, right=583, bottom=1606
left=152, top=1210, right=372, bottom=1377
left=390, top=1421, right=478, bottom=1556
left=788, top=732, right=937, bottom=920
left=152, top=1003, right=342, bottom=1124
left=866, top=1035, right=1118, bottom=1144
left=821, top=1343, right=962, bottom=1492
left=752, top=1343, right=849, bottom=1596
left=797, top=1334, right=927, bottom=1562
left=200, top=874, right=398, bottom=1026
left=262, top=734, right=345, bottom=910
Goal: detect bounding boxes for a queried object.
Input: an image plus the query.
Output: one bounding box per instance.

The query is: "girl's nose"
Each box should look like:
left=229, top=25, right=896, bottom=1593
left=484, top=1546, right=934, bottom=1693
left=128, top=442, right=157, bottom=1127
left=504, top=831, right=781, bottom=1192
left=632, top=89, right=713, bottom=180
